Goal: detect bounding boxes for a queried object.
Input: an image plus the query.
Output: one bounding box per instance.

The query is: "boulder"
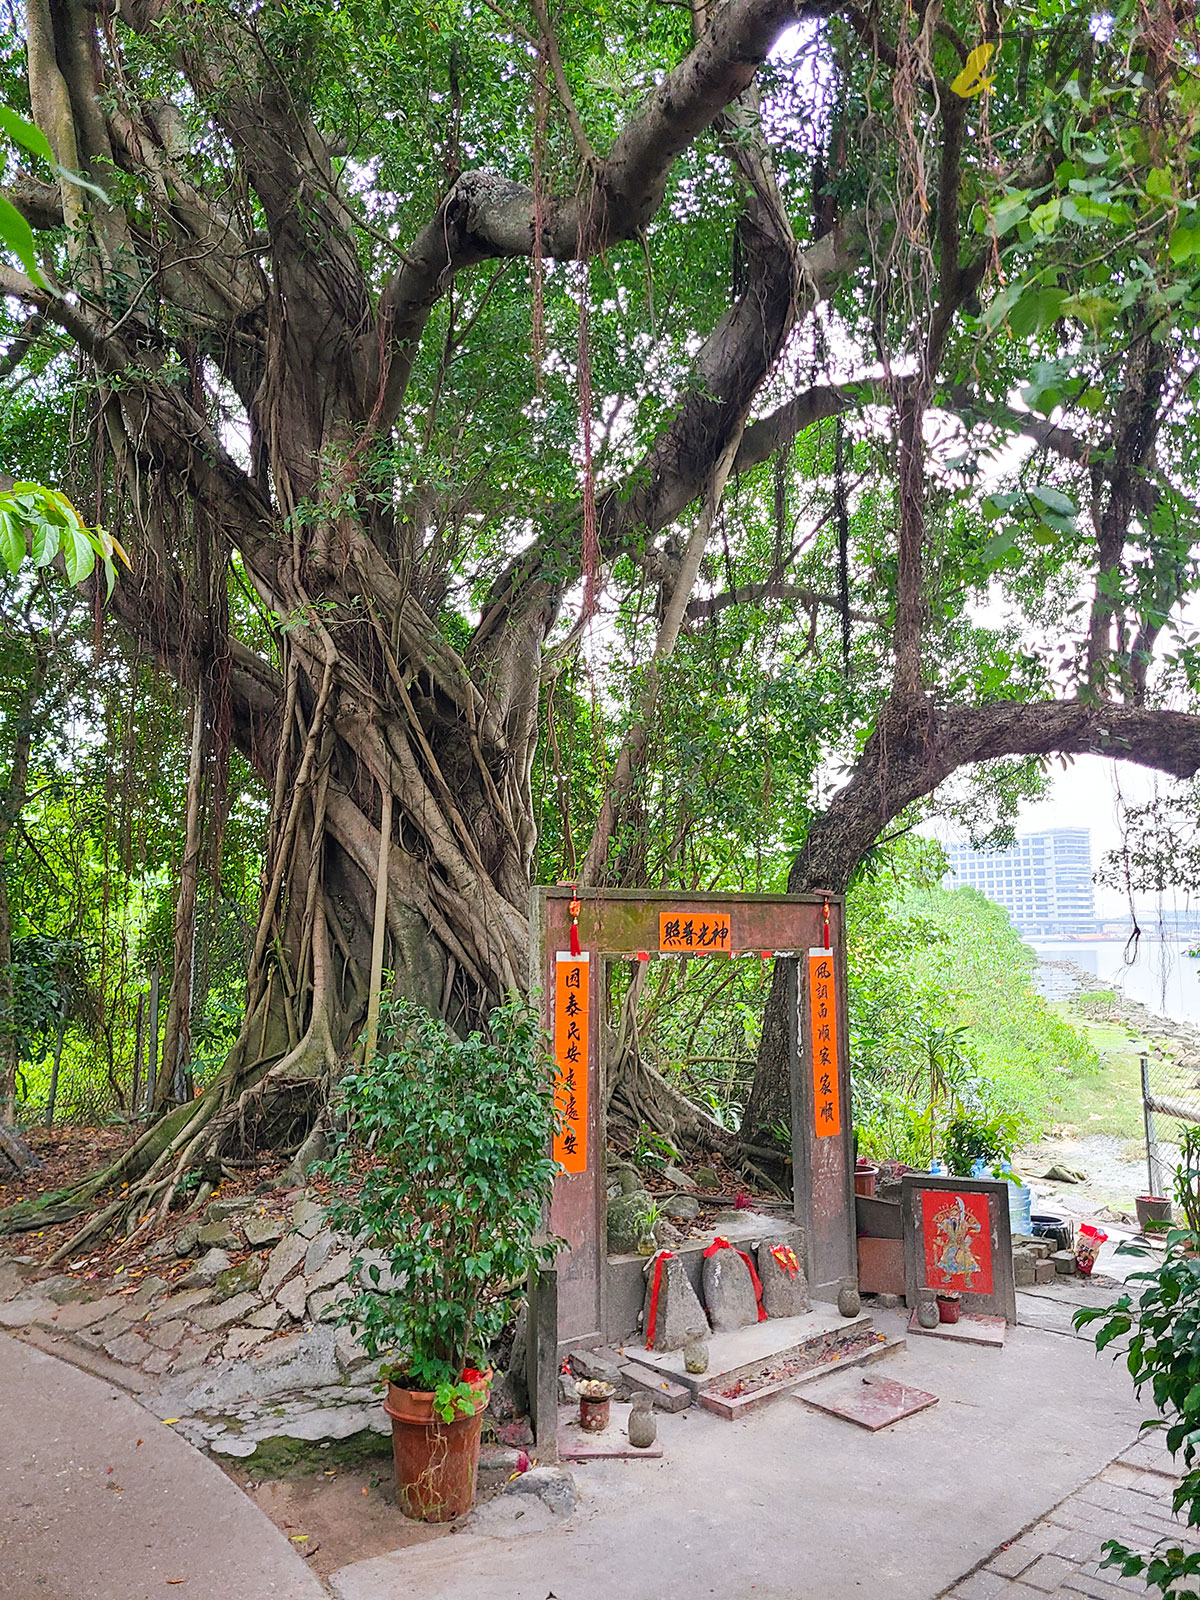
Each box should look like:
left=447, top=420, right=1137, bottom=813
left=242, top=1211, right=286, bottom=1250
left=642, top=1252, right=707, bottom=1351
left=607, top=1190, right=655, bottom=1255
left=212, top=1258, right=264, bottom=1302
left=662, top=1194, right=700, bottom=1224
left=197, top=1220, right=242, bottom=1251
left=179, top=1247, right=232, bottom=1288
left=661, top=1164, right=697, bottom=1191
left=757, top=1239, right=809, bottom=1319
left=276, top=1276, right=309, bottom=1321
left=692, top=1166, right=721, bottom=1191
left=173, top=1222, right=202, bottom=1258
left=290, top=1197, right=325, bottom=1238
left=259, top=1231, right=308, bottom=1298
left=702, top=1246, right=758, bottom=1332
left=503, top=1466, right=577, bottom=1517
left=204, top=1195, right=253, bottom=1222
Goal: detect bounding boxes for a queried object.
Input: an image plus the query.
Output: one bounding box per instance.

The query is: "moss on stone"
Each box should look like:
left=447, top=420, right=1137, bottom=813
left=239, top=1428, right=392, bottom=1479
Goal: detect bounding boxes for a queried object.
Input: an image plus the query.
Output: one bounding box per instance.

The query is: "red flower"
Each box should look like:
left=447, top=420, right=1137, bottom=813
left=461, top=1367, right=483, bottom=1383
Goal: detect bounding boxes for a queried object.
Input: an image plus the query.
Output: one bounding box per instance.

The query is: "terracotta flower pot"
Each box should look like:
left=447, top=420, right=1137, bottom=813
left=383, top=1369, right=491, bottom=1522
left=935, top=1291, right=961, bottom=1325
left=854, top=1164, right=879, bottom=1198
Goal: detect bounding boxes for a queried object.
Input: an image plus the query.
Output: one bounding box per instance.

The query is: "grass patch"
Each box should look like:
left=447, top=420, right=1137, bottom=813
left=1048, top=1006, right=1149, bottom=1140
left=237, top=1427, right=392, bottom=1480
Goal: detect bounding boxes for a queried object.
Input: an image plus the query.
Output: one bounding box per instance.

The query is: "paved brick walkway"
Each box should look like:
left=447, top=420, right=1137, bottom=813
left=943, top=1435, right=1200, bottom=1599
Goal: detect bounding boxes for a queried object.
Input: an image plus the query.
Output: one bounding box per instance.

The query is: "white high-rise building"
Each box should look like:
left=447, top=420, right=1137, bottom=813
left=943, top=829, right=1095, bottom=935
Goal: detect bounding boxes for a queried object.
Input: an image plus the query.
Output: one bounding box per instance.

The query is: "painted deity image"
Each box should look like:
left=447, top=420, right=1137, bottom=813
left=921, top=1189, right=995, bottom=1295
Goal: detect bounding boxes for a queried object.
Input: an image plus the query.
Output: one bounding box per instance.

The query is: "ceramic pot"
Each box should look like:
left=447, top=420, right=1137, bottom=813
left=915, top=1288, right=939, bottom=1330
left=853, top=1164, right=879, bottom=1198
left=1136, top=1195, right=1172, bottom=1230
left=383, top=1369, right=491, bottom=1523
left=628, top=1399, right=657, bottom=1449
left=936, top=1291, right=961, bottom=1325
left=578, top=1379, right=615, bottom=1432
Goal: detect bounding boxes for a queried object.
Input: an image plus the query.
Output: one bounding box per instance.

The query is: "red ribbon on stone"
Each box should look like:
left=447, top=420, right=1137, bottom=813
left=645, top=1249, right=673, bottom=1349
left=703, top=1235, right=768, bottom=1322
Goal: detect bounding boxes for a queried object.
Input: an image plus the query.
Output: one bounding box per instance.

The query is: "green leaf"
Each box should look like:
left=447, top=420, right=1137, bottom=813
left=980, top=528, right=1019, bottom=565
left=0, top=511, right=23, bottom=575
left=29, top=518, right=59, bottom=568
left=0, top=107, right=54, bottom=165
left=62, top=526, right=95, bottom=585
left=1170, top=225, right=1200, bottom=264
left=1030, top=485, right=1077, bottom=517
left=0, top=194, right=46, bottom=287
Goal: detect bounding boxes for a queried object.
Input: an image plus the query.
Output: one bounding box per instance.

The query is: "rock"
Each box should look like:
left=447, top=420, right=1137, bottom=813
left=204, top=1195, right=253, bottom=1222
left=179, top=1247, right=232, bottom=1288
left=1043, top=1164, right=1086, bottom=1183
left=567, top=1346, right=631, bottom=1400
left=212, top=1258, right=264, bottom=1302
left=307, top=1287, right=349, bottom=1323
left=507, top=1305, right=530, bottom=1415
left=172, top=1335, right=217, bottom=1373
left=276, top=1276, right=309, bottom=1321
left=692, top=1166, right=722, bottom=1191
left=148, top=1319, right=187, bottom=1351
left=606, top=1161, right=643, bottom=1200
left=757, top=1239, right=809, bottom=1319
left=333, top=1324, right=372, bottom=1375
left=259, top=1232, right=309, bottom=1298
left=702, top=1246, right=758, bottom=1332
left=173, top=1222, right=202, bottom=1257
left=306, top=1249, right=353, bottom=1295
left=503, top=1466, right=577, bottom=1518
left=197, top=1220, right=242, bottom=1251
left=41, top=1274, right=90, bottom=1305
left=247, top=1303, right=286, bottom=1331
left=242, top=1211, right=286, bottom=1250
left=144, top=1236, right=177, bottom=1261
left=1035, top=1259, right=1055, bottom=1284
left=222, top=1327, right=272, bottom=1360
left=1052, top=1249, right=1076, bottom=1275
left=140, top=1347, right=179, bottom=1376
left=0, top=1296, right=54, bottom=1328
left=642, top=1253, right=707, bottom=1351
left=190, top=1291, right=262, bottom=1332
left=654, top=1218, right=683, bottom=1248
left=103, top=1330, right=150, bottom=1364
left=146, top=1288, right=214, bottom=1323
left=489, top=1371, right=518, bottom=1421
left=661, top=1193, right=701, bottom=1224
left=291, top=1198, right=325, bottom=1238
left=49, top=1294, right=126, bottom=1333
left=607, top=1191, right=654, bottom=1255
left=662, top=1164, right=697, bottom=1191
left=874, top=1292, right=902, bottom=1309
left=247, top=1324, right=340, bottom=1392
left=303, top=1231, right=333, bottom=1276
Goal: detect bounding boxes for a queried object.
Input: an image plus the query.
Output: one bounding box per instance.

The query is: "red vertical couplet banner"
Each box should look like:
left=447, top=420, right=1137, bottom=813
left=808, top=947, right=841, bottom=1138
left=554, top=952, right=589, bottom=1175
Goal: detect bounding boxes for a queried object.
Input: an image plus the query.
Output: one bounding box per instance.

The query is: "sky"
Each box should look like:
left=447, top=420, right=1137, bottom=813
left=943, top=756, right=1187, bottom=919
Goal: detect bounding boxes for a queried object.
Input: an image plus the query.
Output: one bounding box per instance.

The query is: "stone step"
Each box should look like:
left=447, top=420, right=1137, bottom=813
left=623, top=1305, right=877, bottom=1397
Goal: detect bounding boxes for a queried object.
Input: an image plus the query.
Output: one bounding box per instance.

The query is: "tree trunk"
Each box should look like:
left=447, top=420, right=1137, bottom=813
left=0, top=666, right=39, bottom=1128
left=155, top=690, right=206, bottom=1110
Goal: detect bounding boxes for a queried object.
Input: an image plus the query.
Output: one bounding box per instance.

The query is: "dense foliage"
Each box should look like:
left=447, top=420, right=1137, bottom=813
left=319, top=998, right=559, bottom=1410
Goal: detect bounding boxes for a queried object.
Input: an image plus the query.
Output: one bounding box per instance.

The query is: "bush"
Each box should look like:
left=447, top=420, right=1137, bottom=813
left=319, top=996, right=560, bottom=1419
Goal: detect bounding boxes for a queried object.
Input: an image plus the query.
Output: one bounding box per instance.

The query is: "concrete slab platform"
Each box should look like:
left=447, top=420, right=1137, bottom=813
left=328, top=1308, right=1148, bottom=1600
left=799, top=1374, right=938, bottom=1431
left=557, top=1403, right=663, bottom=1460
left=0, top=1331, right=324, bottom=1600
left=626, top=1306, right=873, bottom=1394
left=907, top=1310, right=1007, bottom=1347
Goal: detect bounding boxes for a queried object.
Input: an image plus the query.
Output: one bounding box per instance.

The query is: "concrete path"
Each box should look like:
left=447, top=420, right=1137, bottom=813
left=327, top=1307, right=1150, bottom=1600
left=943, top=1433, right=1200, bottom=1599
left=0, top=1332, right=327, bottom=1600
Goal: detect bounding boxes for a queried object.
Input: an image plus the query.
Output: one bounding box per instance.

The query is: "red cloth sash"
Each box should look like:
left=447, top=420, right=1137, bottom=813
left=703, top=1235, right=768, bottom=1322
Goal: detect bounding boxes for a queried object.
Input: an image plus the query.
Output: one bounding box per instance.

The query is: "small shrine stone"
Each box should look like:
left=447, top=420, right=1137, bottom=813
left=683, top=1337, right=708, bottom=1374
left=628, top=1398, right=657, bottom=1449
left=836, top=1279, right=861, bottom=1318
left=702, top=1246, right=758, bottom=1333
left=757, top=1239, right=809, bottom=1318
left=642, top=1253, right=707, bottom=1351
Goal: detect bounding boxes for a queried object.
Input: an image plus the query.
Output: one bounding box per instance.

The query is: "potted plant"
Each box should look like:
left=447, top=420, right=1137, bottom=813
left=1174, top=1126, right=1200, bottom=1248
left=320, top=996, right=559, bottom=1522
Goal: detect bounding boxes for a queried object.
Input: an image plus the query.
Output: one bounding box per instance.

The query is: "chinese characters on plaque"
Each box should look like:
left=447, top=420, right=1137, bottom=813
left=658, top=911, right=731, bottom=953
left=808, top=947, right=841, bottom=1138
left=554, top=952, right=589, bottom=1175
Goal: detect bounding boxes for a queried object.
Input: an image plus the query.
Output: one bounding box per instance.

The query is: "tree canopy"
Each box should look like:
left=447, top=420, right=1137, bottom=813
left=2, top=0, right=1200, bottom=1233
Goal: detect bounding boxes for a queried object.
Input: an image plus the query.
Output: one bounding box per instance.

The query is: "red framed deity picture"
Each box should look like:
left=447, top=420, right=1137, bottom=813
left=901, top=1174, right=1016, bottom=1323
